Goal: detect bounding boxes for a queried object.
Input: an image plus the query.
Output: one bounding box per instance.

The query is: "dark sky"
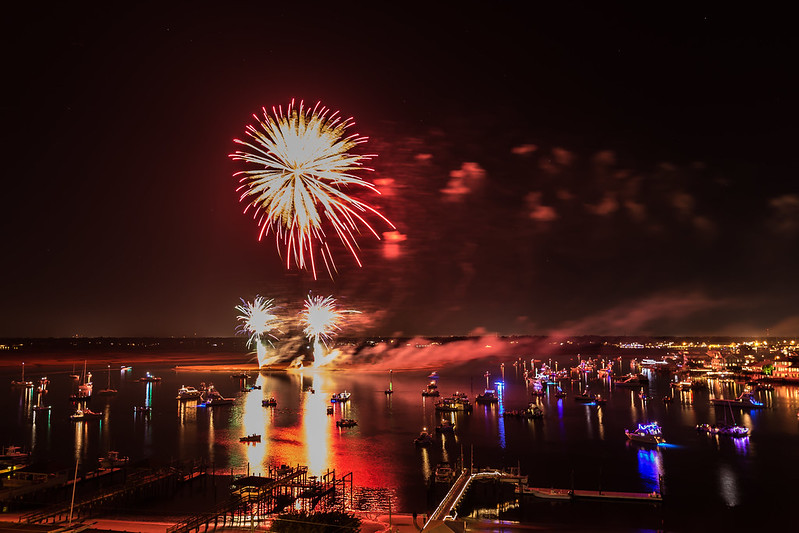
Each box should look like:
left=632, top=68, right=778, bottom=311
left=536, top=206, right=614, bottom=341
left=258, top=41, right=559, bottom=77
left=2, top=3, right=797, bottom=338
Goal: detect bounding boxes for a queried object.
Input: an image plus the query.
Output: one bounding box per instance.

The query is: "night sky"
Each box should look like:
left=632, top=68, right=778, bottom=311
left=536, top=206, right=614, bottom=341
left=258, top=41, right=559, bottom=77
left=2, top=3, right=797, bottom=338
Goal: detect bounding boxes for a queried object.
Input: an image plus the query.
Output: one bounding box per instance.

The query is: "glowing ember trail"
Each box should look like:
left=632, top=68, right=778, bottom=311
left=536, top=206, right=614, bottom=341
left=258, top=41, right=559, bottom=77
left=235, top=296, right=280, bottom=367
left=230, top=99, right=394, bottom=278
left=299, top=295, right=358, bottom=368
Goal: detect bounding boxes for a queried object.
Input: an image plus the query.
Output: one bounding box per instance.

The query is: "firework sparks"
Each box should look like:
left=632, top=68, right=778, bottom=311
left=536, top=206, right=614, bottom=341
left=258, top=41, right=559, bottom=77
left=300, top=294, right=358, bottom=367
left=230, top=99, right=394, bottom=278
left=235, top=296, right=280, bottom=367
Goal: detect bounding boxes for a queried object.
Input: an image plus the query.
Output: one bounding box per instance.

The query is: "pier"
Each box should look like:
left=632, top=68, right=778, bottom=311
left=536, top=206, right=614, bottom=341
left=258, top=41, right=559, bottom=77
left=423, top=466, right=660, bottom=531
left=166, top=465, right=352, bottom=533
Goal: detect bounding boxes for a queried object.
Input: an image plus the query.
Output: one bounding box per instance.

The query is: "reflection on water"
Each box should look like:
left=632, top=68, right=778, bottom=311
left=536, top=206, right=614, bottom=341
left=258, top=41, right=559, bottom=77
left=497, top=382, right=506, bottom=449
left=303, top=373, right=329, bottom=476
left=718, top=463, right=740, bottom=507
left=636, top=448, right=663, bottom=492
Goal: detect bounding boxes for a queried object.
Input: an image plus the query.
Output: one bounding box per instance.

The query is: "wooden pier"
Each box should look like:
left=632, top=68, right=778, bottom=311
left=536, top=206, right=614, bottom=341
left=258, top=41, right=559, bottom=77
left=166, top=465, right=352, bottom=533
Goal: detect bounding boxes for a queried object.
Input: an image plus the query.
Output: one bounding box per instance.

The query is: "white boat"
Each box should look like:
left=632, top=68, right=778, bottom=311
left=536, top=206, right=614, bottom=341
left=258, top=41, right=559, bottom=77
left=176, top=385, right=202, bottom=400
left=625, top=422, right=664, bottom=444
left=330, top=391, right=351, bottom=403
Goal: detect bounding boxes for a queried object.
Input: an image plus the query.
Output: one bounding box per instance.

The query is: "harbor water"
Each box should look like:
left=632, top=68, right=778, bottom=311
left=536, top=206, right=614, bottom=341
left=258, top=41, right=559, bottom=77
left=2, top=355, right=799, bottom=530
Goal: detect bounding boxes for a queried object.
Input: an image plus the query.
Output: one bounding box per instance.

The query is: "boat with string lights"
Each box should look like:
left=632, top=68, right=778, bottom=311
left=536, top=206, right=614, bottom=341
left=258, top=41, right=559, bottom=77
left=625, top=422, right=665, bottom=445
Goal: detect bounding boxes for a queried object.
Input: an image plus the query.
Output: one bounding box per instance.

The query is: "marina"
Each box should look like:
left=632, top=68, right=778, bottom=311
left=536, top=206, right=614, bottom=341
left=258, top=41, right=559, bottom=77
left=2, top=348, right=799, bottom=531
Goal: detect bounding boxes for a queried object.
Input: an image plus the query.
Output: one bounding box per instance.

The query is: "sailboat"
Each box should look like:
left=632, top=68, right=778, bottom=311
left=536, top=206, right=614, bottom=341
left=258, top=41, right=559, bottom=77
left=385, top=369, right=394, bottom=395
left=96, top=364, right=118, bottom=395
left=72, top=361, right=92, bottom=399
left=69, top=362, right=80, bottom=380
left=11, top=362, right=34, bottom=388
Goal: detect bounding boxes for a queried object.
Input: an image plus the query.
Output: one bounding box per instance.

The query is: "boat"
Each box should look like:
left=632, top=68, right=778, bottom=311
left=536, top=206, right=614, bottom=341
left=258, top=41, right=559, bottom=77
left=554, top=386, right=567, bottom=398
left=77, top=361, right=92, bottom=398
left=262, top=397, right=277, bottom=407
left=422, top=380, right=440, bottom=397
left=304, top=386, right=314, bottom=393
left=503, top=403, right=544, bottom=419
left=36, top=377, right=50, bottom=394
left=11, top=362, right=34, bottom=389
left=662, top=396, right=673, bottom=404
left=326, top=405, right=334, bottom=415
left=176, top=385, right=202, bottom=400
left=96, top=364, right=118, bottom=395
left=475, top=389, right=498, bottom=404
left=625, top=422, right=664, bottom=445
left=231, top=372, right=250, bottom=379
left=573, top=389, right=594, bottom=403
left=70, top=408, right=102, bottom=421
left=434, top=463, right=455, bottom=484
left=0, top=445, right=30, bottom=463
left=240, top=434, right=261, bottom=443
left=414, top=430, right=434, bottom=446
left=435, top=419, right=455, bottom=434
left=134, top=406, right=152, bottom=413
left=710, top=390, right=764, bottom=409
left=435, top=394, right=474, bottom=412
left=203, top=385, right=233, bottom=406
left=525, top=487, right=573, bottom=500
left=330, top=391, right=351, bottom=403
left=696, top=423, right=750, bottom=437
left=336, top=418, right=358, bottom=428
left=139, top=372, right=162, bottom=382
left=99, top=451, right=129, bottom=468
left=638, top=391, right=651, bottom=401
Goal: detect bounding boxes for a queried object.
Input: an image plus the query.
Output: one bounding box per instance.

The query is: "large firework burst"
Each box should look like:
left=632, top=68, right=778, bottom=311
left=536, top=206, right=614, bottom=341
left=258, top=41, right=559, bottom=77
left=230, top=99, right=394, bottom=278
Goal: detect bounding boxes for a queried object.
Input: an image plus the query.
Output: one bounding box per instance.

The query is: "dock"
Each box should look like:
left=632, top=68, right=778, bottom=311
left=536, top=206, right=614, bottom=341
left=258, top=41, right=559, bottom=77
left=166, top=465, right=352, bottom=533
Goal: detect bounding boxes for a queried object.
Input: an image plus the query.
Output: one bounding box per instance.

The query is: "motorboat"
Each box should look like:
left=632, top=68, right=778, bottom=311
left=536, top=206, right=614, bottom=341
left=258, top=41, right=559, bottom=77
left=336, top=418, right=358, bottom=428
left=662, top=396, right=674, bottom=404
left=435, top=395, right=474, bottom=412
left=414, top=430, right=434, bottom=446
left=710, top=390, right=764, bottom=409
left=134, top=406, right=152, bottom=413
left=203, top=385, right=233, bottom=406
left=330, top=391, right=351, bottom=403
left=240, top=434, right=261, bottom=443
left=262, top=397, right=277, bottom=407
left=475, top=389, right=498, bottom=404
left=176, top=386, right=202, bottom=400
left=625, top=422, right=664, bottom=445
left=139, top=372, right=162, bottom=382
left=70, top=408, right=102, bottom=421
left=385, top=369, right=394, bottom=395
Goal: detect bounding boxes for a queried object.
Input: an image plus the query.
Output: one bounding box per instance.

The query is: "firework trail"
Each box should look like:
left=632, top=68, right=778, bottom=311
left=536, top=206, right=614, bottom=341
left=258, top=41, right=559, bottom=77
left=230, top=99, right=394, bottom=278
left=299, top=294, right=359, bottom=367
left=235, top=296, right=280, bottom=367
